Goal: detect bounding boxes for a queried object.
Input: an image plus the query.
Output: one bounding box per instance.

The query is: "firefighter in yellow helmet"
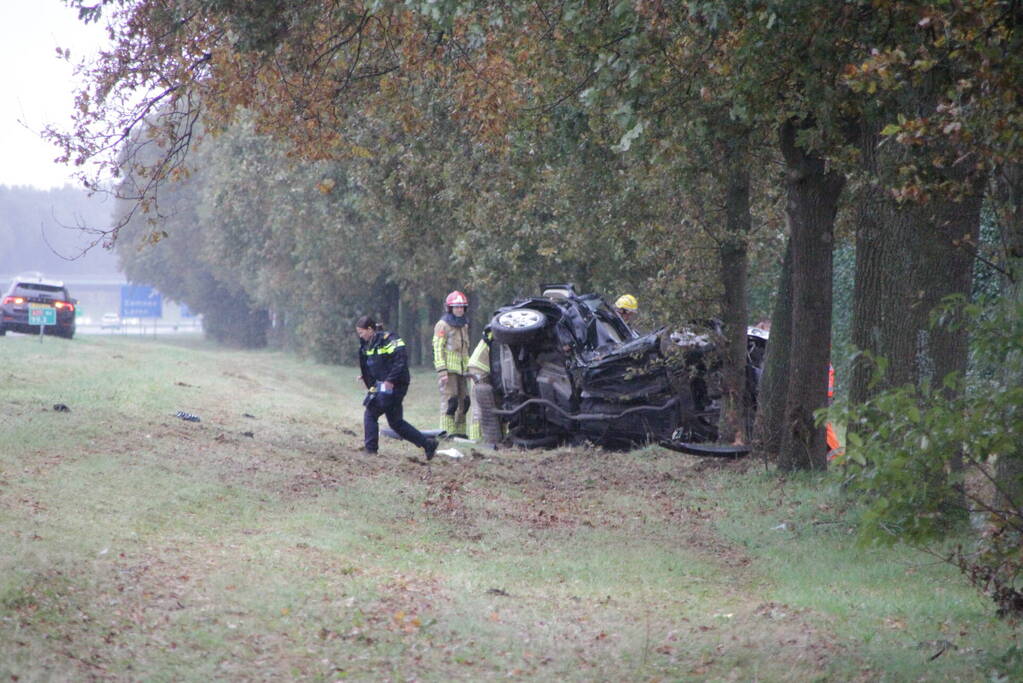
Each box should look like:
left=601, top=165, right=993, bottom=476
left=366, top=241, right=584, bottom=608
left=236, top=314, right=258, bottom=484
left=614, top=294, right=639, bottom=325
left=433, top=291, right=472, bottom=436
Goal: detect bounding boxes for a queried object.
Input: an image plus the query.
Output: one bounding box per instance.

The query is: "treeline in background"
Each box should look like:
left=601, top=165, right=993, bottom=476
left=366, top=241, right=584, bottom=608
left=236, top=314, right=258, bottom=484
left=0, top=185, right=120, bottom=281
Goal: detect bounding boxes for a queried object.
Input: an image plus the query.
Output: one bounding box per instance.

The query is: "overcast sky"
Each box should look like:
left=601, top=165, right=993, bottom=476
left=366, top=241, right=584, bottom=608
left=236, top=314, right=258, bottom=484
left=0, top=0, right=109, bottom=189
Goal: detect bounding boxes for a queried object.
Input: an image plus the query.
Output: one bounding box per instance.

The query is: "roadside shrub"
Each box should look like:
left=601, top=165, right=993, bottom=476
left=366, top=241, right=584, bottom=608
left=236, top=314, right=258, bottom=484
left=831, top=298, right=1023, bottom=615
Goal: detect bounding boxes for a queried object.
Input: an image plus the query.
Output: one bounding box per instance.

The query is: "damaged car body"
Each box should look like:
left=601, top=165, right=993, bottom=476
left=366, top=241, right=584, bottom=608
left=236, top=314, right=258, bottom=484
left=480, top=284, right=767, bottom=454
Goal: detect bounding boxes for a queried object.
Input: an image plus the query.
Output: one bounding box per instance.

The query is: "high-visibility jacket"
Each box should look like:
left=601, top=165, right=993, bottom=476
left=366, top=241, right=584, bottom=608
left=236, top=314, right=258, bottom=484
left=433, top=317, right=471, bottom=376
left=467, top=333, right=492, bottom=378
left=826, top=364, right=842, bottom=454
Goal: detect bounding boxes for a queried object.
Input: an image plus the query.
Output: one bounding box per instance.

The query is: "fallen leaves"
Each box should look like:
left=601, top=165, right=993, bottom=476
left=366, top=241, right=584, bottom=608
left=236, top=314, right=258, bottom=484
left=884, top=616, right=907, bottom=630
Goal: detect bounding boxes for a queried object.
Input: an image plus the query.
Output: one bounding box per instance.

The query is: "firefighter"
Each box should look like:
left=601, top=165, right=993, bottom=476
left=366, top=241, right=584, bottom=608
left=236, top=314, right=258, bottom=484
left=614, top=294, right=639, bottom=325
left=466, top=327, right=493, bottom=443
left=433, top=290, right=472, bottom=437
left=356, top=315, right=438, bottom=459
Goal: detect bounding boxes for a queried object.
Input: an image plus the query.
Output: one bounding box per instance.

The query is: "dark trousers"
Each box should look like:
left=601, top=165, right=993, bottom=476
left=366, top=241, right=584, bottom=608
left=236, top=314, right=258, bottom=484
left=363, top=385, right=429, bottom=452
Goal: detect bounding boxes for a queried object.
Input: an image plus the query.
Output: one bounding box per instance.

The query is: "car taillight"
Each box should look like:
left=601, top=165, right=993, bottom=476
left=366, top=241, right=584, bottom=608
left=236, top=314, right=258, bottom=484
left=2, top=296, right=24, bottom=305
left=54, top=301, right=75, bottom=312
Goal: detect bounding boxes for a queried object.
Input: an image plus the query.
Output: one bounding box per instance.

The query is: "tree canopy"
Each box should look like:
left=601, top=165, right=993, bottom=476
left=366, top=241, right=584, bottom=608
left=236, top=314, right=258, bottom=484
left=57, top=0, right=1023, bottom=463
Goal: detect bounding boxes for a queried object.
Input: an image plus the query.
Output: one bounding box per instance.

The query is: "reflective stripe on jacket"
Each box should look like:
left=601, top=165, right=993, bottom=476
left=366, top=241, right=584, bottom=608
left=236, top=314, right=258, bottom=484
left=467, top=336, right=491, bottom=376
left=433, top=319, right=471, bottom=375
left=359, top=331, right=410, bottom=388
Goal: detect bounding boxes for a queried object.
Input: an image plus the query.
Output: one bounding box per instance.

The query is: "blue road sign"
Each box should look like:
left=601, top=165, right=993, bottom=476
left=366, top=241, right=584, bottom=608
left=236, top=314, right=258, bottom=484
left=120, top=285, right=163, bottom=318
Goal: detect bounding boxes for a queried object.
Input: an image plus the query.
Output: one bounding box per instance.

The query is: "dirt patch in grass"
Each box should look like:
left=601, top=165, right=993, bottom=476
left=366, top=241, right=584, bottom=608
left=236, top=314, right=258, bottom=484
left=400, top=447, right=757, bottom=572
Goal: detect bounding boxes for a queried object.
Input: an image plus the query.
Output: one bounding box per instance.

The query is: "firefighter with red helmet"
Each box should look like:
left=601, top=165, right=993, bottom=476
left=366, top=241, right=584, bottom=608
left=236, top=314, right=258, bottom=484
left=433, top=290, right=472, bottom=436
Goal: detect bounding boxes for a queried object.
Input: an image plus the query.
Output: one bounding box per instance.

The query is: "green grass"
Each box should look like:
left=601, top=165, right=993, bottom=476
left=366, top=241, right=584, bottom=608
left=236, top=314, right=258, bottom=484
left=701, top=470, right=1022, bottom=680
left=1, top=333, right=1020, bottom=680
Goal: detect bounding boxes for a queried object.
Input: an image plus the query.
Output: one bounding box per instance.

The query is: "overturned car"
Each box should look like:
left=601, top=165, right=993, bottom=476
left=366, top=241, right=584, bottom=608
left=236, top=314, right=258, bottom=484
left=474, top=284, right=767, bottom=453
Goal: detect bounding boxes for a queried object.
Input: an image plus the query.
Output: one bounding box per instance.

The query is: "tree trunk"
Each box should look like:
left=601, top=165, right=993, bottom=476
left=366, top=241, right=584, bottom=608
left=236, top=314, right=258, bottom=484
left=717, top=135, right=752, bottom=444
left=381, top=281, right=400, bottom=330
left=851, top=125, right=923, bottom=399
left=914, top=185, right=984, bottom=396
left=991, top=165, right=1023, bottom=508
left=398, top=292, right=418, bottom=365
left=752, top=238, right=793, bottom=459
left=849, top=127, right=889, bottom=404
left=777, top=119, right=845, bottom=471
left=424, top=295, right=443, bottom=366
left=852, top=95, right=983, bottom=402
left=910, top=172, right=984, bottom=509
left=851, top=122, right=984, bottom=509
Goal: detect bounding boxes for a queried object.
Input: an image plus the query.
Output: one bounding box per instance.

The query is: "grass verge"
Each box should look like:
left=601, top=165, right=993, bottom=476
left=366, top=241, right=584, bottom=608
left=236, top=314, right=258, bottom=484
left=0, top=334, right=1019, bottom=680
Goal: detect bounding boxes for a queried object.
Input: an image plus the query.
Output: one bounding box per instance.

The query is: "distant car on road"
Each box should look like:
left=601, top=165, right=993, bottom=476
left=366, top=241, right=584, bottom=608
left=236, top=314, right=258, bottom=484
left=0, top=276, right=76, bottom=339
left=100, top=312, right=121, bottom=329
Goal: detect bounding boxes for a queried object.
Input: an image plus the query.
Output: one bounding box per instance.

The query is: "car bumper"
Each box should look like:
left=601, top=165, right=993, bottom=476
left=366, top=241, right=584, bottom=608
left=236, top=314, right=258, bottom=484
left=1, top=312, right=75, bottom=336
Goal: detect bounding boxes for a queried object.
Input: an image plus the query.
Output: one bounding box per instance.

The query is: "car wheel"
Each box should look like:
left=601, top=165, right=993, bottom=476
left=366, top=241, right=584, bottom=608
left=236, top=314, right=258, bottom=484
left=491, top=308, right=547, bottom=344
left=0, top=324, right=5, bottom=336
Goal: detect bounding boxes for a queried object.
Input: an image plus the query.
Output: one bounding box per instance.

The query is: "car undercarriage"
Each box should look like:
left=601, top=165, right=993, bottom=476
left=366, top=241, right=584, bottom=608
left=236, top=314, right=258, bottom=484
left=478, top=284, right=766, bottom=455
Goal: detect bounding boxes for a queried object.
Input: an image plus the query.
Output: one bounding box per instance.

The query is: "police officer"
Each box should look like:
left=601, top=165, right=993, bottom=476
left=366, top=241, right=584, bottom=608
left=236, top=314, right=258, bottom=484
left=356, top=315, right=438, bottom=460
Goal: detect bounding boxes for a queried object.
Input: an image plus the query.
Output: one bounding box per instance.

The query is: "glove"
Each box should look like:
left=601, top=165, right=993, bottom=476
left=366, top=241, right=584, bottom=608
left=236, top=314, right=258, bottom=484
left=438, top=372, right=448, bottom=389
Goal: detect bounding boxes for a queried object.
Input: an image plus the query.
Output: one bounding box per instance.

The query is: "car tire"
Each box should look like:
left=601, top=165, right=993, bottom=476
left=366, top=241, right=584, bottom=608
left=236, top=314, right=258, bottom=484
left=490, top=308, right=547, bottom=344
left=0, top=324, right=5, bottom=336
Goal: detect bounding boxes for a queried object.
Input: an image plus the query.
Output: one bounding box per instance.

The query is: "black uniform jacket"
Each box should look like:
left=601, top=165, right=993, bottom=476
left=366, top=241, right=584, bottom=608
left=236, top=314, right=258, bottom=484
left=359, top=330, right=411, bottom=390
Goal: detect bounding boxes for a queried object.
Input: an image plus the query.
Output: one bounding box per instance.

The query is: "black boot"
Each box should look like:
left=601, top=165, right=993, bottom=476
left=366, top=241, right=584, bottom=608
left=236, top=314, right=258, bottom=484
left=424, top=438, right=438, bottom=461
